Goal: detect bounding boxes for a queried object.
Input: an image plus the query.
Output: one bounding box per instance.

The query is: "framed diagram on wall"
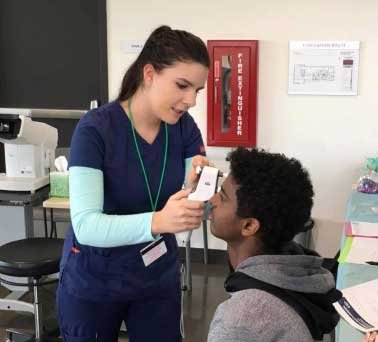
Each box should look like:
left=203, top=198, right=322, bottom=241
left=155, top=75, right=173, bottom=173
left=288, top=41, right=360, bottom=96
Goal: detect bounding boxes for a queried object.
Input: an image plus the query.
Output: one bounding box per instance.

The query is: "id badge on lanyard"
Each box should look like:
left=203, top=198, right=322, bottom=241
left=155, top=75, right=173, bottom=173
left=127, top=98, right=169, bottom=267
left=140, top=236, right=167, bottom=267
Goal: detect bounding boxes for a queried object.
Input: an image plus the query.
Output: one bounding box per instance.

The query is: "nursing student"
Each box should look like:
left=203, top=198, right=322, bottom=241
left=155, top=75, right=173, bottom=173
left=57, top=25, right=210, bottom=342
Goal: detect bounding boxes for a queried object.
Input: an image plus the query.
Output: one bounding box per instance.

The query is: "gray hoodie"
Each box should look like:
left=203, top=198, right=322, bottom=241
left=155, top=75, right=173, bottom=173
left=208, top=246, right=338, bottom=342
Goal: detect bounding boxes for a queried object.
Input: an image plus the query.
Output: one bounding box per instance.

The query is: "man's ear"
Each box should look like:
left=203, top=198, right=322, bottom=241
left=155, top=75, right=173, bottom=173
left=143, top=64, right=155, bottom=86
left=241, top=218, right=260, bottom=237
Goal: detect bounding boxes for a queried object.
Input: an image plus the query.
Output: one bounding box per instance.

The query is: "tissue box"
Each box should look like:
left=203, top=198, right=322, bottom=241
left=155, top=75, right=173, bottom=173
left=50, top=172, right=69, bottom=198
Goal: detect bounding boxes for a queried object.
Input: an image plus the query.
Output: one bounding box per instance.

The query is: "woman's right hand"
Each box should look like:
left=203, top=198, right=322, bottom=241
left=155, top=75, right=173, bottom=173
left=151, top=188, right=204, bottom=235
left=364, top=331, right=378, bottom=342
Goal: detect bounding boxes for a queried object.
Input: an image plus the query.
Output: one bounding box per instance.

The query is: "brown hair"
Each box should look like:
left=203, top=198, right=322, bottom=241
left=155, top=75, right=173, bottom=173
left=117, top=25, right=210, bottom=101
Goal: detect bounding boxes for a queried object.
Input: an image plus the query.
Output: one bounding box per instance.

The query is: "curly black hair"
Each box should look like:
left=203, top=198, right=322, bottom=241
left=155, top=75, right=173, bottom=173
left=228, top=147, right=314, bottom=253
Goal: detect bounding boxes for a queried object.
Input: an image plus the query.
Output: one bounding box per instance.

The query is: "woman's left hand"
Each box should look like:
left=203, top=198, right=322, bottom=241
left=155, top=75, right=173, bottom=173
left=186, top=155, right=213, bottom=189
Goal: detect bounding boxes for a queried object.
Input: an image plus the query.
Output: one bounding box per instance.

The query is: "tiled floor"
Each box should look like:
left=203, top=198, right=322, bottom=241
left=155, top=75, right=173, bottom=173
left=0, top=262, right=229, bottom=341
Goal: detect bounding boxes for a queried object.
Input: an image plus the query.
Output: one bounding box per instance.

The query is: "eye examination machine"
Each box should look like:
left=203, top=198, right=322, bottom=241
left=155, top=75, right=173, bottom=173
left=177, top=166, right=226, bottom=291
left=176, top=166, right=223, bottom=244
left=0, top=109, right=57, bottom=192
left=0, top=108, right=58, bottom=287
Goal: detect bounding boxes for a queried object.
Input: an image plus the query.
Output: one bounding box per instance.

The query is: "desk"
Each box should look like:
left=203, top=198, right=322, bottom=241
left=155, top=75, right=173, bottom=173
left=336, top=191, right=378, bottom=342
left=42, top=197, right=70, bottom=238
left=0, top=186, right=50, bottom=243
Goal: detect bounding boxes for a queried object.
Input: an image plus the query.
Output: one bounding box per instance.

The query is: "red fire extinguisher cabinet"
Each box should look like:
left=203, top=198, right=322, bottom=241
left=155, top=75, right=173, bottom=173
left=207, top=40, right=258, bottom=147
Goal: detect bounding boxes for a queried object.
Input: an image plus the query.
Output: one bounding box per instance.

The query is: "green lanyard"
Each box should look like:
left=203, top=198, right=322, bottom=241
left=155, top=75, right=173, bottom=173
left=128, top=99, right=168, bottom=211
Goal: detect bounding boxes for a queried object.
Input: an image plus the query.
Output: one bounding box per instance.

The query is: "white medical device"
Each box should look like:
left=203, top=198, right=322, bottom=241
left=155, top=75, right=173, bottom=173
left=176, top=166, right=225, bottom=245
left=0, top=108, right=58, bottom=192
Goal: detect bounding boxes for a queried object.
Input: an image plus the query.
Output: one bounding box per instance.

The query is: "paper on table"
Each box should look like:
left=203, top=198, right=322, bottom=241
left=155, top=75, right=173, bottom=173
left=333, top=278, right=378, bottom=333
left=345, top=221, right=378, bottom=238
left=341, top=237, right=378, bottom=264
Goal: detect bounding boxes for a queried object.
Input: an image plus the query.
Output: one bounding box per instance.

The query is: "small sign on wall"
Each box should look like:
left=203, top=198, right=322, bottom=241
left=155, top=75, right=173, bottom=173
left=120, top=40, right=145, bottom=54
left=288, top=41, right=360, bottom=96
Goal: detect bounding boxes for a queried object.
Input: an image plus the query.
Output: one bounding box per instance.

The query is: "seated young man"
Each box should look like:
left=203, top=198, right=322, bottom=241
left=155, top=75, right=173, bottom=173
left=207, top=147, right=341, bottom=342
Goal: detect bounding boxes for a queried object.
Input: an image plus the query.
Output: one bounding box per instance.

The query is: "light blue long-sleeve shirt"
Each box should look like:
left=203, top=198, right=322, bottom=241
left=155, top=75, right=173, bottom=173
left=69, top=157, right=193, bottom=247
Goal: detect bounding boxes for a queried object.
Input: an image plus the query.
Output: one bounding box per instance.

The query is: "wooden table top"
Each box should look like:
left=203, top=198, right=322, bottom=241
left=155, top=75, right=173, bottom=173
left=42, top=197, right=70, bottom=210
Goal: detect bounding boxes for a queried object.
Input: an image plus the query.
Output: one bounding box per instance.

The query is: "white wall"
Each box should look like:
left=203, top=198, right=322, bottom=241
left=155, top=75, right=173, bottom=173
left=106, top=0, right=378, bottom=256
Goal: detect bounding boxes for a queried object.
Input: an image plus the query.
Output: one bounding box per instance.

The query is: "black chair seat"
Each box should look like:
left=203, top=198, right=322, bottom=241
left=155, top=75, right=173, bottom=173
left=0, top=238, right=64, bottom=277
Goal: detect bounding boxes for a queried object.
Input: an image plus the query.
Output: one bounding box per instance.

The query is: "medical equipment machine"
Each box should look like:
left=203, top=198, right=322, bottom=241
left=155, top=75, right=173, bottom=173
left=0, top=108, right=58, bottom=192
left=177, top=166, right=226, bottom=298
left=176, top=166, right=225, bottom=245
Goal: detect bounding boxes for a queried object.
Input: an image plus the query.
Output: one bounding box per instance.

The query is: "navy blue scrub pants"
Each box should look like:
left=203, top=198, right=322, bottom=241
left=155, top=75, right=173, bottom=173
left=57, top=232, right=181, bottom=342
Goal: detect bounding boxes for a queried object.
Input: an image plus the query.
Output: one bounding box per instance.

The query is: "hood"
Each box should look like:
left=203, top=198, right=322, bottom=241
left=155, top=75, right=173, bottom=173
left=236, top=241, right=335, bottom=293
left=227, top=241, right=341, bottom=340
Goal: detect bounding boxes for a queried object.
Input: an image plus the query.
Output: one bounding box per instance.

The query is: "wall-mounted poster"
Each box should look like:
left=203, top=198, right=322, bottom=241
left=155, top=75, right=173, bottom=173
left=288, top=41, right=360, bottom=95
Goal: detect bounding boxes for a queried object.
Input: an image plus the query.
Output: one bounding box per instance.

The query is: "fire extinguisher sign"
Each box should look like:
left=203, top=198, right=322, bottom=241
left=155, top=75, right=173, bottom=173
left=207, top=40, right=258, bottom=147
left=237, top=53, right=243, bottom=136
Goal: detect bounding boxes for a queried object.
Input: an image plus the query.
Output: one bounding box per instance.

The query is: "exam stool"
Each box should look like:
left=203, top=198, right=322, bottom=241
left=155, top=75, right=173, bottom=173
left=0, top=238, right=64, bottom=341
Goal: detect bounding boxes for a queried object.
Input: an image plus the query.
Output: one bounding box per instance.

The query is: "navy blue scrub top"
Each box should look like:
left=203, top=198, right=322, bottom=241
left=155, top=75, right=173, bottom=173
left=69, top=101, right=205, bottom=215
left=60, top=101, right=205, bottom=301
